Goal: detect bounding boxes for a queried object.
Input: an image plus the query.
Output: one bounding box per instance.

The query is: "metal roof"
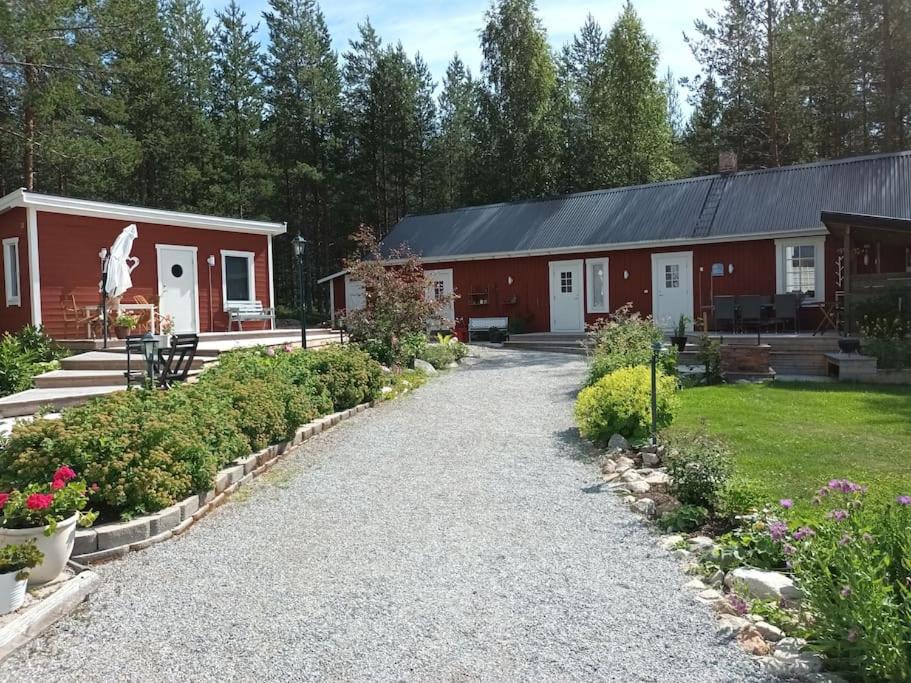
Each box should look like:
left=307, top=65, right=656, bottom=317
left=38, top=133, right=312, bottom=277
left=381, top=151, right=911, bottom=260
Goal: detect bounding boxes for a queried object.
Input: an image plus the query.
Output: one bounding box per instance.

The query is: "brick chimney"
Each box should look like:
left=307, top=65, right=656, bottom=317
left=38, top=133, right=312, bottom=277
left=719, top=151, right=738, bottom=175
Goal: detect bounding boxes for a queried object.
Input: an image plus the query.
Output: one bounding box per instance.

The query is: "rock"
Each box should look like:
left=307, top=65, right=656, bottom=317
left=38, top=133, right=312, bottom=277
left=641, top=451, right=661, bottom=467
left=688, top=536, right=716, bottom=554
left=413, top=359, right=437, bottom=374
left=737, top=626, right=772, bottom=656
left=759, top=646, right=825, bottom=678
left=622, top=495, right=636, bottom=505
left=804, top=674, right=850, bottom=683
left=644, top=471, right=671, bottom=486
left=659, top=534, right=685, bottom=551
left=380, top=386, right=393, bottom=394
left=747, top=613, right=763, bottom=623
left=602, top=459, right=617, bottom=474
left=672, top=549, right=692, bottom=561
left=639, top=443, right=659, bottom=454
left=621, top=470, right=643, bottom=482
left=717, top=615, right=750, bottom=640
left=713, top=599, right=743, bottom=617
left=684, top=578, right=707, bottom=591
left=603, top=472, right=621, bottom=483
left=446, top=361, right=459, bottom=369
left=380, top=365, right=392, bottom=373
left=614, top=456, right=635, bottom=472
left=706, top=569, right=725, bottom=587
left=774, top=637, right=807, bottom=658
left=608, top=433, right=630, bottom=451
left=754, top=621, right=785, bottom=642
left=726, top=568, right=802, bottom=602
left=696, top=588, right=723, bottom=604
left=682, top=562, right=702, bottom=575
left=627, top=480, right=651, bottom=494
left=633, top=498, right=656, bottom=517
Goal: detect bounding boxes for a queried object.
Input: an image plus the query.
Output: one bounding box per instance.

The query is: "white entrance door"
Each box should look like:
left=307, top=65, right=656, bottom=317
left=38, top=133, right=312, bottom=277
left=549, top=259, right=584, bottom=332
left=425, top=268, right=455, bottom=324
left=651, top=251, right=694, bottom=331
left=157, top=245, right=199, bottom=333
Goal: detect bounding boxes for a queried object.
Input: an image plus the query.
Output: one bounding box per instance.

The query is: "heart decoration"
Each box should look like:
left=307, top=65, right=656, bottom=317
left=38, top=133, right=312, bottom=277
left=126, top=256, right=140, bottom=272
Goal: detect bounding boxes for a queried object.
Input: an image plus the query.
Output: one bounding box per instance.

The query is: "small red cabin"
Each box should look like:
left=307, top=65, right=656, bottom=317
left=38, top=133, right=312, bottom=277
left=0, top=190, right=286, bottom=338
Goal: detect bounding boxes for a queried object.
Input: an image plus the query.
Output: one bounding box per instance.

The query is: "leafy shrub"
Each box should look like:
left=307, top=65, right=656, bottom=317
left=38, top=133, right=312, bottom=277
left=715, top=480, right=766, bottom=526
left=0, top=326, right=68, bottom=397
left=664, top=431, right=731, bottom=509
left=574, top=365, right=678, bottom=443
left=657, top=504, right=708, bottom=532
left=695, top=333, right=723, bottom=384
left=398, top=333, right=428, bottom=367
left=585, top=304, right=677, bottom=386
left=0, top=540, right=43, bottom=580
left=861, top=337, right=911, bottom=370
left=712, top=519, right=788, bottom=572
left=419, top=343, right=456, bottom=369
left=295, top=344, right=383, bottom=410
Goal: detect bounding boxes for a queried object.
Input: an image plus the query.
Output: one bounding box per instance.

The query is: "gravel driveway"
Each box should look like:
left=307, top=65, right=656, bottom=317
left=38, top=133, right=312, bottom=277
left=4, top=348, right=768, bottom=682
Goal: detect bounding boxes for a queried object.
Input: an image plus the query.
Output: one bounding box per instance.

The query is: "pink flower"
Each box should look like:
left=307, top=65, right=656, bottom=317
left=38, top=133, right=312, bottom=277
left=53, top=465, right=76, bottom=483
left=838, top=534, right=853, bottom=546
left=793, top=526, right=815, bottom=541
left=827, top=509, right=849, bottom=522
left=283, top=344, right=293, bottom=353
left=51, top=478, right=65, bottom=490
left=26, top=493, right=54, bottom=510
left=782, top=543, right=797, bottom=556
left=0, top=493, right=8, bottom=509
left=779, top=498, right=793, bottom=509
left=897, top=495, right=911, bottom=506
left=768, top=521, right=788, bottom=541
left=90, top=483, right=100, bottom=493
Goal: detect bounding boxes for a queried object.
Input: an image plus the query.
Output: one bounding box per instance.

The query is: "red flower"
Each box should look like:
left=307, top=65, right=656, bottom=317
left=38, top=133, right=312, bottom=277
left=26, top=493, right=54, bottom=511
left=51, top=478, right=66, bottom=490
left=53, top=466, right=77, bottom=483
left=0, top=493, right=8, bottom=509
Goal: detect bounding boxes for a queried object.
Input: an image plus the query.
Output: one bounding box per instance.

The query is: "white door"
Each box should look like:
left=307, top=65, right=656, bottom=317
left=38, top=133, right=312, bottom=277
left=157, top=245, right=199, bottom=333
left=425, top=268, right=455, bottom=324
left=651, top=251, right=694, bottom=331
left=549, top=259, right=584, bottom=332
left=344, top=276, right=366, bottom=311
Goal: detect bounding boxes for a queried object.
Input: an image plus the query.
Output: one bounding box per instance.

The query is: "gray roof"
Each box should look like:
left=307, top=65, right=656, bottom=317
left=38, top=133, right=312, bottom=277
left=381, top=151, right=911, bottom=259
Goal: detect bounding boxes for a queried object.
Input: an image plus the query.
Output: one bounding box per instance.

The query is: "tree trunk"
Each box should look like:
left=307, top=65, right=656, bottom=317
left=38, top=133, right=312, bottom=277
left=23, top=57, right=36, bottom=191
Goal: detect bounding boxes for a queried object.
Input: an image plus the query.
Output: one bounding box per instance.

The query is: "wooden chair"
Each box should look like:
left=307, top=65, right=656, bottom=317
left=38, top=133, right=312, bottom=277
left=158, top=334, right=199, bottom=388
left=132, top=295, right=154, bottom=332
left=61, top=294, right=101, bottom=338
left=123, top=335, right=148, bottom=389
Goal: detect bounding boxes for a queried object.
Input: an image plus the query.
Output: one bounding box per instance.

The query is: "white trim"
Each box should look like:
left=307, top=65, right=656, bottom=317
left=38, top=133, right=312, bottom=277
left=344, top=275, right=366, bottom=312
left=26, top=207, right=41, bottom=325
left=651, top=251, right=694, bottom=331
left=318, top=269, right=348, bottom=284
left=424, top=268, right=455, bottom=323
left=774, top=236, right=826, bottom=304
left=0, top=188, right=286, bottom=236
left=548, top=259, right=585, bottom=333
left=380, top=228, right=830, bottom=266
left=2, top=237, right=21, bottom=306
left=220, top=249, right=256, bottom=309
left=585, top=257, right=609, bottom=314
left=266, top=236, right=275, bottom=329
left=156, top=244, right=200, bottom=333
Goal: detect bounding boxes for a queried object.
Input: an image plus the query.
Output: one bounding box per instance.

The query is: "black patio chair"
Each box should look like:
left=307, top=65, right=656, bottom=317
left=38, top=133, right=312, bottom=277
left=739, top=295, right=765, bottom=333
left=771, top=293, right=799, bottom=333
left=158, top=334, right=199, bottom=388
left=123, top=334, right=148, bottom=389
left=713, top=296, right=736, bottom=332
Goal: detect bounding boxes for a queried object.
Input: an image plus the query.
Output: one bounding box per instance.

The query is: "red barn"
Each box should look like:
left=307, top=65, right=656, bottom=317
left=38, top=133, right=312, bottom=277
left=323, top=152, right=911, bottom=334
left=0, top=190, right=285, bottom=338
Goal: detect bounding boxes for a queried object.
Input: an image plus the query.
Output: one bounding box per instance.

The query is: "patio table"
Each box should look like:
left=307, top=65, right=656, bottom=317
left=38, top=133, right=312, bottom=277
left=84, top=303, right=157, bottom=335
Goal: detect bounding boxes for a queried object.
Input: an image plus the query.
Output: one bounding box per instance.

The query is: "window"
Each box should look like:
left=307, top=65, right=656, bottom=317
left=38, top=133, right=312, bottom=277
left=432, top=280, right=445, bottom=301
left=664, top=263, right=680, bottom=289
left=775, top=237, right=826, bottom=303
left=586, top=258, right=609, bottom=313
left=3, top=237, right=20, bottom=306
left=560, top=271, right=573, bottom=293
left=221, top=250, right=255, bottom=306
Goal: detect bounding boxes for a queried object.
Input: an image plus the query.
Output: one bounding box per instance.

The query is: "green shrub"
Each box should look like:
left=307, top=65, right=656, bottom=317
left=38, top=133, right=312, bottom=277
left=296, top=344, right=383, bottom=410
left=712, top=520, right=788, bottom=572
left=419, top=343, right=456, bottom=369
left=715, top=480, right=766, bottom=526
left=0, top=326, right=68, bottom=397
left=695, top=333, right=723, bottom=384
left=574, top=365, right=678, bottom=443
left=585, top=305, right=677, bottom=386
left=657, top=504, right=708, bottom=532
left=665, top=431, right=731, bottom=509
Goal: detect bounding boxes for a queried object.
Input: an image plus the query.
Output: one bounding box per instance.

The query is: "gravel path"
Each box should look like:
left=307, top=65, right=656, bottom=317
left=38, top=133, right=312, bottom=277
left=4, top=348, right=768, bottom=682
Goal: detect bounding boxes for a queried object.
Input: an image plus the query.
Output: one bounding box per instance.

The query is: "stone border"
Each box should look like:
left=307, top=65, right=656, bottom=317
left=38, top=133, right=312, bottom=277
left=72, top=403, right=373, bottom=563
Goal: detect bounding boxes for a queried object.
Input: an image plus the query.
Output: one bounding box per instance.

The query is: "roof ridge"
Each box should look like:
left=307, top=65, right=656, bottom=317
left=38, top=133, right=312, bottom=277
left=728, top=149, right=911, bottom=178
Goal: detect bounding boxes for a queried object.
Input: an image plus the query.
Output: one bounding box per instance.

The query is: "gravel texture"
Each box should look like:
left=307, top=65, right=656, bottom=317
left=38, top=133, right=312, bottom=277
left=3, top=348, right=770, bottom=682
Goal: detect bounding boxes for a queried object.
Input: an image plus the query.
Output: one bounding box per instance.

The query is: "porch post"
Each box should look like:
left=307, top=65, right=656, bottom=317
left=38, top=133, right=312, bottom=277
left=843, top=226, right=853, bottom=333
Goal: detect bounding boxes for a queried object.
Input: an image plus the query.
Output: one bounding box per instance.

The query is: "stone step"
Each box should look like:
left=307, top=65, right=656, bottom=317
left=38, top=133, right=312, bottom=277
left=0, top=386, right=123, bottom=418
left=60, top=351, right=211, bottom=372
left=33, top=368, right=204, bottom=389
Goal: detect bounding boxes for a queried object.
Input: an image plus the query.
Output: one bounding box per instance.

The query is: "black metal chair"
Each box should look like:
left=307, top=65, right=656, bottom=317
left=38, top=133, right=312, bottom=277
left=739, top=295, right=765, bottom=332
left=123, top=335, right=148, bottom=389
left=158, top=334, right=199, bottom=388
left=771, top=293, right=799, bottom=333
left=713, top=296, right=736, bottom=332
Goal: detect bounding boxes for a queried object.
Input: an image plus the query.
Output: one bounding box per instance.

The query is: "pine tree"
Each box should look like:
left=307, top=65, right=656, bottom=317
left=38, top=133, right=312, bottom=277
left=684, top=74, right=723, bottom=175
left=602, top=2, right=677, bottom=186
left=434, top=54, right=477, bottom=209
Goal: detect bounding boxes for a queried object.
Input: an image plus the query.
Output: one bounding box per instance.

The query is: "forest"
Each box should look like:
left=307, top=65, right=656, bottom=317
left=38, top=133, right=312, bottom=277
left=2, top=0, right=909, bottom=307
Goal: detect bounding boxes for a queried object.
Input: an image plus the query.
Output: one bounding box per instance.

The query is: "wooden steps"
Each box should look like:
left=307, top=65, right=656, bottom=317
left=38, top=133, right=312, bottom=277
left=0, top=386, right=124, bottom=418
left=60, top=352, right=212, bottom=372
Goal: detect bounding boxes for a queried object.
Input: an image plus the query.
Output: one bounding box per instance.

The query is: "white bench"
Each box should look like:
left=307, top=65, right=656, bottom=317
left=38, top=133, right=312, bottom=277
left=227, top=302, right=276, bottom=331
left=468, top=316, right=509, bottom=342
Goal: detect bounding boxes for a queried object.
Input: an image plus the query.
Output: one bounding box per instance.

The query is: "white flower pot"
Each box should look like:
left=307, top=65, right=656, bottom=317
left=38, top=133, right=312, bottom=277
left=0, top=570, right=28, bottom=615
left=0, top=513, right=78, bottom=585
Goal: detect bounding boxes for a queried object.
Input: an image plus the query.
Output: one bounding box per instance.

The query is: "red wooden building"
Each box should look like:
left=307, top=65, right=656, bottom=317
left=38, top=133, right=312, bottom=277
left=0, top=190, right=286, bottom=338
left=323, top=152, right=911, bottom=334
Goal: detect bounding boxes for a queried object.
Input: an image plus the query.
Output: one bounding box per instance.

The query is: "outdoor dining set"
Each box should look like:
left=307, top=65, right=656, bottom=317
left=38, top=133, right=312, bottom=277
left=711, top=293, right=802, bottom=333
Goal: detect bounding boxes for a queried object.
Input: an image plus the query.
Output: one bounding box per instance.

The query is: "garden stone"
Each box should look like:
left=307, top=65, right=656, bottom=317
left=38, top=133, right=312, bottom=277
left=602, top=460, right=617, bottom=474
left=73, top=529, right=97, bottom=555
left=621, top=470, right=643, bottom=482
left=95, top=518, right=150, bottom=551
left=632, top=498, right=656, bottom=517
left=759, top=651, right=824, bottom=678
left=413, top=359, right=437, bottom=374
left=804, top=674, right=849, bottom=683
left=682, top=562, right=702, bottom=575
left=659, top=534, right=684, bottom=551
left=149, top=504, right=182, bottom=536
left=178, top=494, right=199, bottom=520
left=774, top=637, right=807, bottom=657
left=696, top=588, right=723, bottom=604
left=672, top=549, right=692, bottom=561
left=607, top=433, right=630, bottom=452
left=640, top=451, right=661, bottom=467
left=381, top=386, right=393, bottom=394
left=622, top=495, right=636, bottom=505
left=683, top=578, right=707, bottom=591
left=706, top=569, right=725, bottom=587
left=627, top=480, right=651, bottom=494
left=753, top=621, right=784, bottom=642
left=603, top=472, right=621, bottom=483
left=713, top=600, right=743, bottom=617
left=726, top=568, right=801, bottom=601
left=614, top=456, right=635, bottom=472
left=644, top=471, right=671, bottom=486
left=716, top=615, right=750, bottom=640
left=446, top=362, right=459, bottom=369
left=737, top=626, right=771, bottom=656
left=688, top=536, right=716, bottom=554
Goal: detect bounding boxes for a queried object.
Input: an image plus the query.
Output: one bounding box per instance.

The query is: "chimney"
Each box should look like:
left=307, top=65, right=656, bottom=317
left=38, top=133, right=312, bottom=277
left=719, top=151, right=738, bottom=175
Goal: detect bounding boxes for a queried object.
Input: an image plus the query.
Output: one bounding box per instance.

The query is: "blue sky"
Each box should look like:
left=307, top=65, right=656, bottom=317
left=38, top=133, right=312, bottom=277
left=201, top=0, right=724, bottom=110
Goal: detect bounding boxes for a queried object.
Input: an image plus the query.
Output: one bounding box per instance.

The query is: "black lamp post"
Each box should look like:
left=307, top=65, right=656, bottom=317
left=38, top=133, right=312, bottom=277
left=650, top=340, right=663, bottom=445
left=292, top=235, right=308, bottom=350
left=140, top=331, right=159, bottom=387
left=99, top=248, right=110, bottom=348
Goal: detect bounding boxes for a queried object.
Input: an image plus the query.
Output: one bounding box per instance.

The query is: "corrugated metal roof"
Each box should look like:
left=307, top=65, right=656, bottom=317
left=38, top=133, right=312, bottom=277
left=381, top=151, right=911, bottom=259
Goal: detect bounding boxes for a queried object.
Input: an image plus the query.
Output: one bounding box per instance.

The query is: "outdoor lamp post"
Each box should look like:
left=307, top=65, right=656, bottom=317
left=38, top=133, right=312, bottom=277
left=99, top=248, right=110, bottom=349
left=650, top=340, right=663, bottom=445
left=292, top=235, right=308, bottom=350
left=140, top=332, right=159, bottom=386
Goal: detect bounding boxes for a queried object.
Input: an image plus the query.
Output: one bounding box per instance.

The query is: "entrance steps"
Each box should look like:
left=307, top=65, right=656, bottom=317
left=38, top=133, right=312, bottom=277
left=680, top=334, right=839, bottom=377
left=60, top=352, right=212, bottom=372
left=0, top=386, right=123, bottom=418
left=503, top=333, right=588, bottom=355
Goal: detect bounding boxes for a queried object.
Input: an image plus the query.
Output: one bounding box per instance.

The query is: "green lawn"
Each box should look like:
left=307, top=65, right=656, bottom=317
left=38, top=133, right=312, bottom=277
left=669, top=381, right=911, bottom=510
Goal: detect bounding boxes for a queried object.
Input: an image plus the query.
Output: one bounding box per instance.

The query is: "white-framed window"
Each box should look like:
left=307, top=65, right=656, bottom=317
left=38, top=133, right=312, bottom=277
left=775, top=236, right=826, bottom=303
left=3, top=237, right=21, bottom=306
left=220, top=249, right=255, bottom=307
left=585, top=258, right=609, bottom=313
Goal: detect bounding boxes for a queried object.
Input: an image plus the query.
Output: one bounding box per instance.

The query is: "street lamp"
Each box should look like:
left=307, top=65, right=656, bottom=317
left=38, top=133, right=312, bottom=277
left=292, top=235, right=307, bottom=350
left=140, top=331, right=159, bottom=386
left=99, top=248, right=110, bottom=349
left=650, top=340, right=663, bottom=445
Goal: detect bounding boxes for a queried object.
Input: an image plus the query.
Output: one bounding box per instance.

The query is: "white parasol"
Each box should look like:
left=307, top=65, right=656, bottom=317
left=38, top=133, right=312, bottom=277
left=104, top=224, right=140, bottom=298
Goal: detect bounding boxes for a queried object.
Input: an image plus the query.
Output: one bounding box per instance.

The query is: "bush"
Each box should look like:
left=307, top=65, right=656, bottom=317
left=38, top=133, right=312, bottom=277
left=657, top=504, right=708, bottom=532
left=664, top=431, right=731, bottom=509
left=585, top=305, right=677, bottom=386
left=574, top=365, right=678, bottom=443
left=0, top=326, right=68, bottom=397
left=715, top=480, right=766, bottom=526
left=418, top=343, right=456, bottom=369
left=695, top=333, right=723, bottom=384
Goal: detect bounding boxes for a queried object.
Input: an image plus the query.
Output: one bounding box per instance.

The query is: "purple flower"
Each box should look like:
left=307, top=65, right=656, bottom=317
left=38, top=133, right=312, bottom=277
left=726, top=594, right=749, bottom=616
left=769, top=521, right=789, bottom=542
left=862, top=532, right=874, bottom=544
left=779, top=498, right=794, bottom=509
left=827, top=509, right=849, bottom=522
left=793, top=526, right=816, bottom=541
left=838, top=533, right=853, bottom=546
left=827, top=479, right=865, bottom=495
left=897, top=495, right=911, bottom=506
left=840, top=585, right=852, bottom=598
left=782, top=543, right=797, bottom=556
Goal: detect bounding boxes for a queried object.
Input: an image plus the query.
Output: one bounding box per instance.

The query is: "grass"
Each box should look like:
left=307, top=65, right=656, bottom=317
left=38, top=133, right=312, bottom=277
left=669, top=381, right=911, bottom=513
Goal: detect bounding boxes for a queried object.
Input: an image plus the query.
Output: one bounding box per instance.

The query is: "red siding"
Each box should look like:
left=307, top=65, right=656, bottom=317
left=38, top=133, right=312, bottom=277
left=331, top=277, right=345, bottom=318
left=0, top=208, right=32, bottom=334
left=35, top=211, right=272, bottom=338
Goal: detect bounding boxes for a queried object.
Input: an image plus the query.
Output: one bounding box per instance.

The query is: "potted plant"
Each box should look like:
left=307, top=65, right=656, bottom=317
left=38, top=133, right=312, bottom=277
left=0, top=541, right=43, bottom=615
left=113, top=313, right=139, bottom=339
left=0, top=466, right=97, bottom=585
left=670, top=315, right=690, bottom=352
left=158, top=314, right=174, bottom=348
